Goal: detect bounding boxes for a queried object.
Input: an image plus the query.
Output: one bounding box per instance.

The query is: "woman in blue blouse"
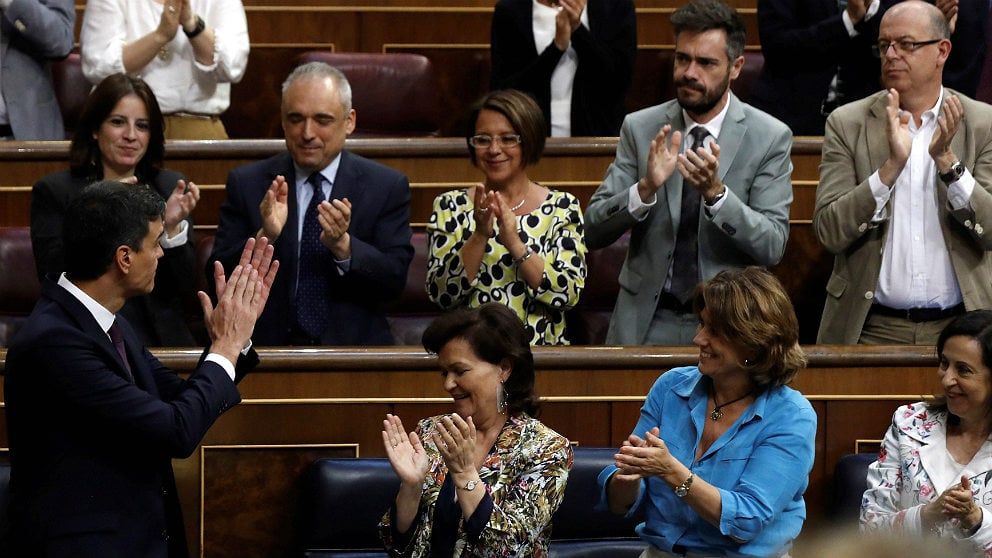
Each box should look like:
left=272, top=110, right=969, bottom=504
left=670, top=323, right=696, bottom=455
left=598, top=267, right=816, bottom=558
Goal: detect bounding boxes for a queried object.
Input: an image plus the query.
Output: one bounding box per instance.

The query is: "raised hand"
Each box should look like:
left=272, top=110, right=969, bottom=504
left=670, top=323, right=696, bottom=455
left=433, top=414, right=478, bottom=476
left=638, top=125, right=682, bottom=203
left=164, top=179, right=200, bottom=237
left=878, top=89, right=913, bottom=186
left=553, top=0, right=586, bottom=51
left=383, top=413, right=430, bottom=486
left=679, top=140, right=724, bottom=201
left=155, top=0, right=183, bottom=42
left=471, top=184, right=496, bottom=239
left=929, top=94, right=963, bottom=162
left=198, top=237, right=278, bottom=359
left=317, top=197, right=352, bottom=259
left=258, top=175, right=289, bottom=242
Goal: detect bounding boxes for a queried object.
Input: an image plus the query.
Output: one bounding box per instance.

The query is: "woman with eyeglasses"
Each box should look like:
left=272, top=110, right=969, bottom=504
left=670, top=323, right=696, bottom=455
left=425, top=89, right=587, bottom=345
left=861, top=310, right=992, bottom=554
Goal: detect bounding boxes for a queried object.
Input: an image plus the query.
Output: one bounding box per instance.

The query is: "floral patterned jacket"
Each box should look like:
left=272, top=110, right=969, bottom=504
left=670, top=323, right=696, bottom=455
left=378, top=413, right=572, bottom=557
left=862, top=402, right=992, bottom=556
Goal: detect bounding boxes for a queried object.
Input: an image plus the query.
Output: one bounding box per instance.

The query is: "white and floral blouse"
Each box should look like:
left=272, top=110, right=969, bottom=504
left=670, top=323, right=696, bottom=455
left=862, top=402, right=992, bottom=556
left=378, top=413, right=572, bottom=557
left=425, top=188, right=587, bottom=345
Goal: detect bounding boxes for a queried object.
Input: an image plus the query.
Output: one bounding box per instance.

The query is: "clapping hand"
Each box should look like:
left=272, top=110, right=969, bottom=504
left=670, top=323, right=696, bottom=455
left=383, top=413, right=430, bottom=486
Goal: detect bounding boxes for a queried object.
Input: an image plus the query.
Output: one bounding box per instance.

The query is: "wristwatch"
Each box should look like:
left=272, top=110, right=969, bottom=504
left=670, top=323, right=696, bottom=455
left=939, top=161, right=964, bottom=184
left=704, top=187, right=727, bottom=207
left=673, top=472, right=694, bottom=498
left=459, top=479, right=478, bottom=491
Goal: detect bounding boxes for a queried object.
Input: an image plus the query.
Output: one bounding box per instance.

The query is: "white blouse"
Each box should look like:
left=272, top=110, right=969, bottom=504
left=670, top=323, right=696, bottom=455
left=531, top=0, right=587, bottom=137
left=80, top=0, right=249, bottom=115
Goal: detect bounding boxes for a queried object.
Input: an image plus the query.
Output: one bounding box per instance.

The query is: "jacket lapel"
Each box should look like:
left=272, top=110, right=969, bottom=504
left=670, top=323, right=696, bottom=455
left=45, top=280, right=135, bottom=385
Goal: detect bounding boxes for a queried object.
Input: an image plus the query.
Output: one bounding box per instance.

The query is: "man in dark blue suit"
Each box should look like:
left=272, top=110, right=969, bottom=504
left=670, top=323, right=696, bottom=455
left=210, top=61, right=414, bottom=346
left=4, top=181, right=278, bottom=557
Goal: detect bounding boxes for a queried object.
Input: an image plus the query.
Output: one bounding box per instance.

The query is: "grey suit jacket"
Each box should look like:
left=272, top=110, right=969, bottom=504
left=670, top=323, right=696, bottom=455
left=0, top=0, right=74, bottom=140
left=585, top=93, right=794, bottom=345
left=813, top=89, right=992, bottom=344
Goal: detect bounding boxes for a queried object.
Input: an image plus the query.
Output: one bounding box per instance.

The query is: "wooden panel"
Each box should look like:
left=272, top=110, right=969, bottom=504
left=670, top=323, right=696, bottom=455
left=199, top=444, right=357, bottom=558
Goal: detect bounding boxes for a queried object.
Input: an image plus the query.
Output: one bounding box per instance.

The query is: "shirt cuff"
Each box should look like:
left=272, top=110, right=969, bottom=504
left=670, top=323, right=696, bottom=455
left=946, top=169, right=976, bottom=210
left=703, top=188, right=729, bottom=217
left=841, top=9, right=858, bottom=36
left=205, top=352, right=236, bottom=381
left=868, top=171, right=891, bottom=222
left=160, top=220, right=189, bottom=249
left=334, top=258, right=350, bottom=275
left=627, top=183, right=654, bottom=221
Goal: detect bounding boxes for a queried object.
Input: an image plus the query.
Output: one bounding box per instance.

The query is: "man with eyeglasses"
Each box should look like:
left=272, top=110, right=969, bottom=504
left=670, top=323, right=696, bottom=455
left=814, top=0, right=992, bottom=345
left=584, top=0, right=794, bottom=346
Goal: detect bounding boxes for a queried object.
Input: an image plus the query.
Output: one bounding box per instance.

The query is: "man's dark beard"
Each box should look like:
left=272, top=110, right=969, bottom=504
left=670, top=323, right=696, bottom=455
left=675, top=72, right=731, bottom=117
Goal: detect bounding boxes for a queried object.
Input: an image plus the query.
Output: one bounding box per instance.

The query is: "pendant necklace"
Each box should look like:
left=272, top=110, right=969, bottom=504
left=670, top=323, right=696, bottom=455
left=710, top=385, right=752, bottom=421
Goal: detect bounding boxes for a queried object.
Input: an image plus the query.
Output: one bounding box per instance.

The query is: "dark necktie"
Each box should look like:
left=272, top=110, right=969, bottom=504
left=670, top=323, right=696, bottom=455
left=108, top=319, right=134, bottom=382
left=669, top=126, right=710, bottom=304
left=296, top=173, right=331, bottom=338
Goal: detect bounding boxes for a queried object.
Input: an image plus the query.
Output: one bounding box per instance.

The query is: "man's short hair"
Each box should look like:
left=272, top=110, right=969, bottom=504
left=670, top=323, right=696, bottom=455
left=63, top=181, right=165, bottom=281
left=671, top=0, right=746, bottom=61
left=282, top=61, right=353, bottom=113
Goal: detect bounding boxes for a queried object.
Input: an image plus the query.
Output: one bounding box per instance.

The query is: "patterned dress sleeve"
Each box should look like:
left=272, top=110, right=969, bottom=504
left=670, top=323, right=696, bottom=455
left=472, top=425, right=573, bottom=556
left=521, top=191, right=587, bottom=311
left=425, top=190, right=476, bottom=309
left=861, top=406, right=926, bottom=533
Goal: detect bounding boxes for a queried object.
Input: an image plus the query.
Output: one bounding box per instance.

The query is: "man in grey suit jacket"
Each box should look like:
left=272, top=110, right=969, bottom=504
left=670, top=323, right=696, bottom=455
left=814, top=0, right=992, bottom=345
left=585, top=0, right=793, bottom=346
left=0, top=0, right=74, bottom=140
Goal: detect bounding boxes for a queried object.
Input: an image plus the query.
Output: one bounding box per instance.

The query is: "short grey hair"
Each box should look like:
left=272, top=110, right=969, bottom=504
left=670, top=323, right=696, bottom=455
left=281, top=61, right=353, bottom=113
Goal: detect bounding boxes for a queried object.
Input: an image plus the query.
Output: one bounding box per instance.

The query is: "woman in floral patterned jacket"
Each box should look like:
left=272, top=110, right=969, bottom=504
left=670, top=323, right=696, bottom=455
left=378, top=303, right=573, bottom=557
left=862, top=310, right=992, bottom=556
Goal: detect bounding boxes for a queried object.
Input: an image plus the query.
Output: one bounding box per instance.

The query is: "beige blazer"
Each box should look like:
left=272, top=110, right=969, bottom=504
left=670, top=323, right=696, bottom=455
left=813, top=89, right=992, bottom=344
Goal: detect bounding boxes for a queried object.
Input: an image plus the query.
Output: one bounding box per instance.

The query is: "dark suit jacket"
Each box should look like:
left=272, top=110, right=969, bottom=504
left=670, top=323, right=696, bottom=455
left=210, top=151, right=414, bottom=346
left=3, top=278, right=257, bottom=557
left=750, top=0, right=884, bottom=136
left=490, top=0, right=637, bottom=137
left=30, top=168, right=197, bottom=346
left=0, top=0, right=74, bottom=140
left=936, top=0, right=990, bottom=98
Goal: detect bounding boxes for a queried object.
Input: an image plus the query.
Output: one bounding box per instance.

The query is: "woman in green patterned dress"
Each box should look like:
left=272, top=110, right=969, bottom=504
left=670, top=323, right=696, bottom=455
left=425, top=90, right=587, bottom=345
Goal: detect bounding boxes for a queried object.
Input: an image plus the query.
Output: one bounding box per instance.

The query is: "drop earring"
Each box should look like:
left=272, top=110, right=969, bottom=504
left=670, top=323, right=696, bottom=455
left=496, top=380, right=507, bottom=414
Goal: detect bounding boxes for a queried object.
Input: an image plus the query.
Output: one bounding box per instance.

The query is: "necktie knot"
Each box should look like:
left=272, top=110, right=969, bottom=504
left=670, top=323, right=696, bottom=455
left=688, top=126, right=709, bottom=151
left=307, top=173, right=324, bottom=199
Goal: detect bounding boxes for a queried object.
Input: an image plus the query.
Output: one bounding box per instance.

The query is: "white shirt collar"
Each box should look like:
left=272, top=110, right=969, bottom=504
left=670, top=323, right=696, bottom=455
left=57, top=273, right=116, bottom=336
left=682, top=96, right=731, bottom=146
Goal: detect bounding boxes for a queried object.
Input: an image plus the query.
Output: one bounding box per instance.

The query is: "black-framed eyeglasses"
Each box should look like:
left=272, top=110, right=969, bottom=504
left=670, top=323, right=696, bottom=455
left=872, top=38, right=942, bottom=58
left=468, top=134, right=522, bottom=149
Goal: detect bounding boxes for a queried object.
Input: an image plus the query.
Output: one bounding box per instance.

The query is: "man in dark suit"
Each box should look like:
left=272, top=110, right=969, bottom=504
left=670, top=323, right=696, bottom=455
left=4, top=181, right=278, bottom=557
left=210, top=61, right=414, bottom=346
left=750, top=0, right=885, bottom=136
left=585, top=0, right=793, bottom=346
